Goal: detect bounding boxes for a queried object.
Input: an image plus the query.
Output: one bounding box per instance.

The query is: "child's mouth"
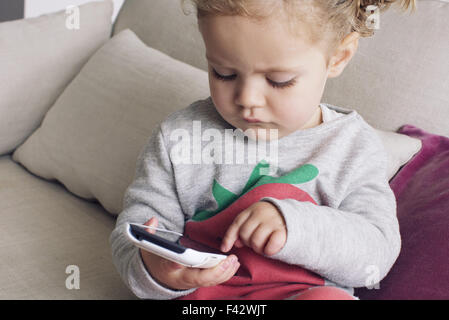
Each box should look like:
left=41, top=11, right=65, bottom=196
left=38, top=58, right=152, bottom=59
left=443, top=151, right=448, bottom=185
left=244, top=118, right=262, bottom=123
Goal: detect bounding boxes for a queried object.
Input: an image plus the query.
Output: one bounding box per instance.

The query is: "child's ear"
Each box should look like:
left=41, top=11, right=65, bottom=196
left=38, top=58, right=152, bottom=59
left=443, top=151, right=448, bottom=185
left=327, top=31, right=360, bottom=79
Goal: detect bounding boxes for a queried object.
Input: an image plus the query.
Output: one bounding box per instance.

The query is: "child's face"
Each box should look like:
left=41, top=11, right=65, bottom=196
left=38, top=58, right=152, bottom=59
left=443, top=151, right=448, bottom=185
left=199, top=14, right=344, bottom=141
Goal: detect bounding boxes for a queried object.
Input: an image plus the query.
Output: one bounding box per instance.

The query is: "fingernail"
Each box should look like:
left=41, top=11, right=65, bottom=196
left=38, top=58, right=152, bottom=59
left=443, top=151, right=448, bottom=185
left=221, top=259, right=231, bottom=270
left=229, top=256, right=238, bottom=267
left=233, top=259, right=240, bottom=270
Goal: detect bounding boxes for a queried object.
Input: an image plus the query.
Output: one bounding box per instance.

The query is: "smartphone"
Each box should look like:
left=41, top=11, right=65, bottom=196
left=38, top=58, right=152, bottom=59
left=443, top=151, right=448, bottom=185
left=126, top=223, right=227, bottom=268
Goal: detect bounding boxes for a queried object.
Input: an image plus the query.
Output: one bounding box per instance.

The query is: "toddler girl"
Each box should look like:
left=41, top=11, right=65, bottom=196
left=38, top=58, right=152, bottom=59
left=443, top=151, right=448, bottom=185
left=111, top=0, right=416, bottom=300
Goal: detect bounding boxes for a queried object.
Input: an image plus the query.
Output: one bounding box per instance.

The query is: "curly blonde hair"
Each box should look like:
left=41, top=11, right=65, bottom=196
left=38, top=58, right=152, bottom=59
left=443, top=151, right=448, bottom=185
left=181, top=0, right=416, bottom=64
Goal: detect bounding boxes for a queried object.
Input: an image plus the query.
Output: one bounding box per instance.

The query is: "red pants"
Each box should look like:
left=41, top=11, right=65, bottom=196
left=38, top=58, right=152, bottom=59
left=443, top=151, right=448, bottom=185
left=290, top=286, right=357, bottom=300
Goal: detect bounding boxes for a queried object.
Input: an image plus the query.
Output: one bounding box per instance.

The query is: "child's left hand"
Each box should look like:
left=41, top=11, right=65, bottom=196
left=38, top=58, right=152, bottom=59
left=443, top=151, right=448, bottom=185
left=220, top=201, right=287, bottom=256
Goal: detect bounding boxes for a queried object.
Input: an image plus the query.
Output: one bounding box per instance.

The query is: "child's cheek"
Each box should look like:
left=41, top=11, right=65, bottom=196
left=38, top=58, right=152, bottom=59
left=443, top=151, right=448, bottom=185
left=210, top=83, right=234, bottom=110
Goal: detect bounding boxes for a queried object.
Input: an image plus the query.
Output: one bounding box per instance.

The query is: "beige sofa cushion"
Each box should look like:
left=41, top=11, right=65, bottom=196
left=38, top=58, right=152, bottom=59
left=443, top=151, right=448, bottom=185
left=0, top=155, right=134, bottom=299
left=12, top=29, right=210, bottom=215
left=0, top=0, right=113, bottom=156
left=114, top=0, right=449, bottom=138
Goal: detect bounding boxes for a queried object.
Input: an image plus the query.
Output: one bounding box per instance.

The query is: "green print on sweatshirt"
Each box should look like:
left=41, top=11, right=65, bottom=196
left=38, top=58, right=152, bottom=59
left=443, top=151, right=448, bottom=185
left=192, top=159, right=319, bottom=221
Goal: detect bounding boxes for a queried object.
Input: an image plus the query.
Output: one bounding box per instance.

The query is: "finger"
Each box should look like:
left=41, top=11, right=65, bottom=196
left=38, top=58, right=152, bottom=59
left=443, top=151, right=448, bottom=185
left=264, top=229, right=287, bottom=256
left=249, top=224, right=272, bottom=254
left=237, top=220, right=260, bottom=248
left=221, top=210, right=251, bottom=252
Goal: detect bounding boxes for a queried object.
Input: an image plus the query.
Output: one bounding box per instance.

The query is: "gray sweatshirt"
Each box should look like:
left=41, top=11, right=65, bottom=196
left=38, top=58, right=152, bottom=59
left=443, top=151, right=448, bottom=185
left=110, top=96, right=401, bottom=299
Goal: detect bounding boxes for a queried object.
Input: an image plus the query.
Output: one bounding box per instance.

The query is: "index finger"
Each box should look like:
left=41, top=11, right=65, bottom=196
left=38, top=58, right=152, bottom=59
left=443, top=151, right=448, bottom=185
left=221, top=210, right=250, bottom=252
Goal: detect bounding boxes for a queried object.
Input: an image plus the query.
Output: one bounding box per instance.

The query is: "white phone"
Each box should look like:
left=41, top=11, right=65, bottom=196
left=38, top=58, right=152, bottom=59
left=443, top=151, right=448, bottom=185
left=126, top=223, right=227, bottom=268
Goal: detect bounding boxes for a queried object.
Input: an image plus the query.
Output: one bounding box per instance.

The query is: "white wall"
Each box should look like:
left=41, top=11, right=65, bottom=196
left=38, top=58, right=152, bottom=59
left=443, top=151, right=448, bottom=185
left=25, top=0, right=125, bottom=22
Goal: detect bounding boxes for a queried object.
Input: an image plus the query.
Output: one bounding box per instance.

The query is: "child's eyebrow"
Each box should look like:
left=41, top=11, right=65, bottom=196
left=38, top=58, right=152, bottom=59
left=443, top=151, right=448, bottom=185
left=206, top=55, right=305, bottom=73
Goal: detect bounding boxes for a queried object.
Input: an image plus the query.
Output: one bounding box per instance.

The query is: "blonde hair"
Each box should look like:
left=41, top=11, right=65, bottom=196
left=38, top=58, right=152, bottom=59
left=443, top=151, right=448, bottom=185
left=181, top=0, right=416, bottom=64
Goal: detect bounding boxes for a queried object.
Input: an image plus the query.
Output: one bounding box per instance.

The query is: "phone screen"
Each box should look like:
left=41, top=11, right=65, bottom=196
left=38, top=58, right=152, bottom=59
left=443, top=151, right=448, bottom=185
left=129, top=224, right=186, bottom=254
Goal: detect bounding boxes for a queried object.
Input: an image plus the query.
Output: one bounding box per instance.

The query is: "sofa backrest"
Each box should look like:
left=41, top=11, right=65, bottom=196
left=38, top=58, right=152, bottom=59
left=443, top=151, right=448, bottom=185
left=113, top=0, right=449, bottom=137
left=113, top=0, right=207, bottom=71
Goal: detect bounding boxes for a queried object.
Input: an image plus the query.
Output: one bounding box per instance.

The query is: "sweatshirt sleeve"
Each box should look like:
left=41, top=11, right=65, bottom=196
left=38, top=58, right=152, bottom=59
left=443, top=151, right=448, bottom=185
left=260, top=131, right=401, bottom=288
left=109, top=124, right=196, bottom=299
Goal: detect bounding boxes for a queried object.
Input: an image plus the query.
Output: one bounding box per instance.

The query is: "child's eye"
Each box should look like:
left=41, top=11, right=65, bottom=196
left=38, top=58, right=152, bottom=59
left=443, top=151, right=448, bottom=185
left=267, top=78, right=297, bottom=89
left=212, top=68, right=236, bottom=81
left=212, top=68, right=296, bottom=89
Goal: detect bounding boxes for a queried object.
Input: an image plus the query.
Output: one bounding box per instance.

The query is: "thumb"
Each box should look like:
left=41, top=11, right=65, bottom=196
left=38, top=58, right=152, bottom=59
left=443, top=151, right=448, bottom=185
left=143, top=217, right=158, bottom=234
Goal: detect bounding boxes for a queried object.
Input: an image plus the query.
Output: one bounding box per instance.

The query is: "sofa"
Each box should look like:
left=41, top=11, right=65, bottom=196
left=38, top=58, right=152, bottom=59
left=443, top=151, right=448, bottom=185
left=0, top=0, right=448, bottom=299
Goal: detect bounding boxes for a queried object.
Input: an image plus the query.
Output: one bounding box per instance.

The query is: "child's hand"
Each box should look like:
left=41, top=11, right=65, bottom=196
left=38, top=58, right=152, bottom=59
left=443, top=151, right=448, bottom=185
left=139, top=218, right=240, bottom=290
left=221, top=201, right=287, bottom=256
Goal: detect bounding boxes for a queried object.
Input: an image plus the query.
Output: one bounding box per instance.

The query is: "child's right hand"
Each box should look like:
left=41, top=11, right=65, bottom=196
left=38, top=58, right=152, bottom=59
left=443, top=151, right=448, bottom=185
left=139, top=217, right=240, bottom=290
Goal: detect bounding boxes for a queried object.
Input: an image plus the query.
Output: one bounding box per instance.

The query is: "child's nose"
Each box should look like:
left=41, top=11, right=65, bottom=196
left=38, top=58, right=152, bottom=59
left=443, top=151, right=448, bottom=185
left=234, top=79, right=265, bottom=110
